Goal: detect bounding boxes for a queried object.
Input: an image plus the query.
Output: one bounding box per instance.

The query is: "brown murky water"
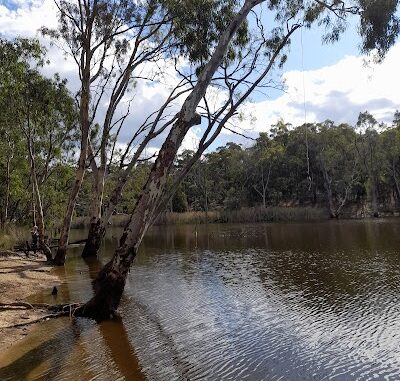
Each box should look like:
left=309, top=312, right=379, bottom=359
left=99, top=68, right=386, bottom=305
left=2, top=219, right=400, bottom=380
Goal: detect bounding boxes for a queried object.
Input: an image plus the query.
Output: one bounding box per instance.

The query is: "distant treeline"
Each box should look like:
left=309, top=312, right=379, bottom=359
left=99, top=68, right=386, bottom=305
left=2, top=108, right=400, bottom=226
left=169, top=112, right=400, bottom=220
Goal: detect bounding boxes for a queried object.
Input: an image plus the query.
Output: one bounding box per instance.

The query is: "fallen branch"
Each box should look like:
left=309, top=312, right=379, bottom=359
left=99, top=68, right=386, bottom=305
left=0, top=302, right=38, bottom=310
left=1, top=311, right=69, bottom=329
left=0, top=301, right=84, bottom=329
left=0, top=302, right=82, bottom=313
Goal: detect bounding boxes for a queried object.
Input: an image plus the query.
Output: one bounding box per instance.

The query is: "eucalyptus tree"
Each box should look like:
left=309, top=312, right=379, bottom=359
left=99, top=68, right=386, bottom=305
left=355, top=111, right=385, bottom=216
left=152, top=17, right=301, bottom=219
left=42, top=0, right=146, bottom=263
left=380, top=124, right=400, bottom=206
left=314, top=121, right=359, bottom=218
left=0, top=38, right=77, bottom=255
left=24, top=72, right=77, bottom=259
left=73, top=0, right=394, bottom=320
left=12, top=0, right=393, bottom=319
left=70, top=0, right=266, bottom=319
left=0, top=39, right=43, bottom=227
left=250, top=132, right=285, bottom=208
left=44, top=0, right=252, bottom=263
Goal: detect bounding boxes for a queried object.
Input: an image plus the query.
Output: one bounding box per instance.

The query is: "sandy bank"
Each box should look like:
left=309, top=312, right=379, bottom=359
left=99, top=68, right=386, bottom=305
left=0, top=251, right=60, bottom=352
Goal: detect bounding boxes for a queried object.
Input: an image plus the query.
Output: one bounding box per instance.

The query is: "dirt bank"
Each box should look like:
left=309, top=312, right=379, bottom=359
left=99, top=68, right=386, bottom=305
left=0, top=251, right=60, bottom=352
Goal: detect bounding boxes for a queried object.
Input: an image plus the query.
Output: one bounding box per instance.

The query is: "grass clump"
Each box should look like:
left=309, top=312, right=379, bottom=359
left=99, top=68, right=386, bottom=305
left=0, top=225, right=28, bottom=250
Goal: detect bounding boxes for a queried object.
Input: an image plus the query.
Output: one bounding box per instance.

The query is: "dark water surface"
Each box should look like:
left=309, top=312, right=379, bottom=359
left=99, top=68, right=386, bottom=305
left=2, top=219, right=400, bottom=380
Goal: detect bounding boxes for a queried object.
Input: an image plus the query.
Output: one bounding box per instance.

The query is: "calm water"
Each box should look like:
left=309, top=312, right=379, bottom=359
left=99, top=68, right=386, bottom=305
left=2, top=219, right=400, bottom=380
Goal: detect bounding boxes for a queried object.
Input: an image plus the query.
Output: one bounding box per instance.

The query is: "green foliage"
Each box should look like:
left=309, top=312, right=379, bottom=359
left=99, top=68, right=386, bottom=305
left=162, top=0, right=248, bottom=64
left=358, top=0, right=400, bottom=60
left=172, top=187, right=188, bottom=212
left=0, top=38, right=78, bottom=226
left=172, top=111, right=400, bottom=217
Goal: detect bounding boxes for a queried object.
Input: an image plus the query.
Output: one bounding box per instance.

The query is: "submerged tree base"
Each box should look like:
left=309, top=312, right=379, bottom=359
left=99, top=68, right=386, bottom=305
left=81, top=219, right=104, bottom=258
left=0, top=261, right=127, bottom=324
left=53, top=247, right=67, bottom=266
left=75, top=261, right=126, bottom=321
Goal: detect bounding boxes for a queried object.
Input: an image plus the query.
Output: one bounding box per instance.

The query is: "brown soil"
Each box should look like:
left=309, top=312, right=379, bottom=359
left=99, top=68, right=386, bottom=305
left=0, top=251, right=60, bottom=352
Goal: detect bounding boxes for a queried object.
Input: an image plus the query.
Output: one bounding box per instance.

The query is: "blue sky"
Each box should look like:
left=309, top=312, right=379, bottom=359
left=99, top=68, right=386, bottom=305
left=0, top=0, right=18, bottom=10
left=0, top=0, right=399, bottom=154
left=289, top=20, right=360, bottom=71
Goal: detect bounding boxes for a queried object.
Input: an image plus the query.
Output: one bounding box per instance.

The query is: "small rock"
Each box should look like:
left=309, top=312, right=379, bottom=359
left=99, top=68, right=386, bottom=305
left=51, top=286, right=58, bottom=295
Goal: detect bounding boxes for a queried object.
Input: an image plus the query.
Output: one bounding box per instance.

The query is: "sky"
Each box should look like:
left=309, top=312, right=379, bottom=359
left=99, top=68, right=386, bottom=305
left=1, top=0, right=399, bottom=154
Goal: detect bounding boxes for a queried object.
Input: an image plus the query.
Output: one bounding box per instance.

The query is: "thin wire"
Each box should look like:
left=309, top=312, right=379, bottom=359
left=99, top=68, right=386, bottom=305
left=300, top=24, right=311, bottom=190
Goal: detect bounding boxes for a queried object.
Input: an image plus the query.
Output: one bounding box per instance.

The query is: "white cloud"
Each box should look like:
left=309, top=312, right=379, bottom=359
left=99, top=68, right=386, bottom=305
left=238, top=42, right=400, bottom=134
left=2, top=0, right=399, bottom=152
left=180, top=127, right=200, bottom=152
left=0, top=0, right=194, bottom=152
left=0, top=0, right=57, bottom=37
left=0, top=0, right=79, bottom=91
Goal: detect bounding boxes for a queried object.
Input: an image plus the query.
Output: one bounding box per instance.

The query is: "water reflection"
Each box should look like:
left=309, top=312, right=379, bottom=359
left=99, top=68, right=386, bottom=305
left=2, top=219, right=400, bottom=380
left=0, top=249, right=145, bottom=381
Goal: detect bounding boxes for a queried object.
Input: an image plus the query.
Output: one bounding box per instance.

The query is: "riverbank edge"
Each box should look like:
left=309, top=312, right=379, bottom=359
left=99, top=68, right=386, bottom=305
left=70, top=205, right=400, bottom=228
left=0, top=251, right=61, bottom=352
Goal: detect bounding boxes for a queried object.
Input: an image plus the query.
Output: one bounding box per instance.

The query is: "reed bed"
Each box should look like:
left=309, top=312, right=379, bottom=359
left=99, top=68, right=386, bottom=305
left=70, top=206, right=328, bottom=230
left=157, top=206, right=328, bottom=225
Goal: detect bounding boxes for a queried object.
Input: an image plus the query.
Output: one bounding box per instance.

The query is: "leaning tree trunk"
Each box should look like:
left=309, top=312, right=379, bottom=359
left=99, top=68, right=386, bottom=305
left=81, top=130, right=155, bottom=258
left=82, top=167, right=106, bottom=258
left=53, top=64, right=91, bottom=265
left=78, top=115, right=201, bottom=320
left=28, top=143, right=53, bottom=261
left=76, top=0, right=263, bottom=321
left=33, top=177, right=53, bottom=261
left=53, top=161, right=87, bottom=265
left=80, top=6, right=296, bottom=258
left=4, top=138, right=13, bottom=225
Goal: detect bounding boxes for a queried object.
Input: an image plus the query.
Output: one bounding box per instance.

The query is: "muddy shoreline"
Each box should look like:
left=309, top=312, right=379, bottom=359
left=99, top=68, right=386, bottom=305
left=0, top=251, right=61, bottom=352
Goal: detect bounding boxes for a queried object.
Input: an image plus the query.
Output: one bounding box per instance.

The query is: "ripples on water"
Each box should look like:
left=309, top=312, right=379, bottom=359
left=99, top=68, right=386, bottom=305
left=2, top=219, right=400, bottom=380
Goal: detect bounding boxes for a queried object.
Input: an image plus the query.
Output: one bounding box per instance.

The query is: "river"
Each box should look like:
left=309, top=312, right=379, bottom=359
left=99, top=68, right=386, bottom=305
left=1, top=219, right=400, bottom=380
